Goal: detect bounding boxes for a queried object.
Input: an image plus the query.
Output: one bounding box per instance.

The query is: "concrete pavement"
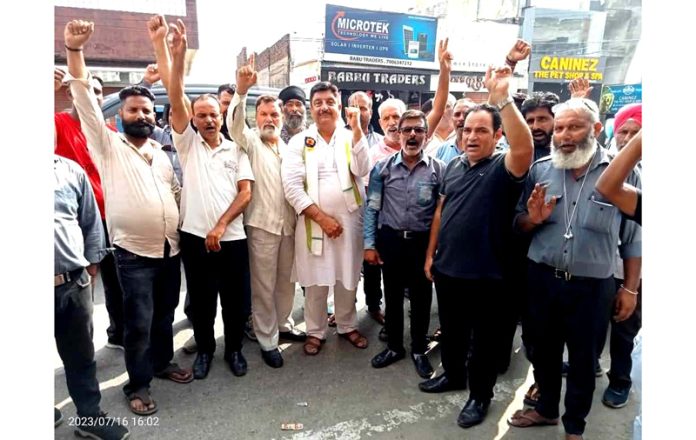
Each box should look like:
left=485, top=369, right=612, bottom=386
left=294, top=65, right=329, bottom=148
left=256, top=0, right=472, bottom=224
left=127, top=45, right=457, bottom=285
left=53, top=272, right=639, bottom=439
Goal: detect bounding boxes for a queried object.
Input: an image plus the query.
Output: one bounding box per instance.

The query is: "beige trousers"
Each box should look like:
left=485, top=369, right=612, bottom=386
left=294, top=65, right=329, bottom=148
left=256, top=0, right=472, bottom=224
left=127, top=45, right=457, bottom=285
left=305, top=282, right=357, bottom=339
left=247, top=226, right=296, bottom=350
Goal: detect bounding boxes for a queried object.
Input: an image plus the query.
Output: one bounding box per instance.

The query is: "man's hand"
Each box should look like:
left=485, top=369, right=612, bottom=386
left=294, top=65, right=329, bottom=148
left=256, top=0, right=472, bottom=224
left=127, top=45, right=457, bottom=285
left=345, top=106, right=361, bottom=133
left=613, top=289, right=637, bottom=322
left=318, top=215, right=343, bottom=239
left=147, top=15, right=168, bottom=42
left=364, top=249, right=383, bottom=265
left=437, top=38, right=453, bottom=73
left=64, top=20, right=94, bottom=50
left=168, top=19, right=188, bottom=59
left=143, top=63, right=161, bottom=85
left=424, top=254, right=435, bottom=281
left=484, top=65, right=513, bottom=105
left=86, top=264, right=98, bottom=277
left=507, top=39, right=532, bottom=63
left=205, top=224, right=226, bottom=252
left=236, top=54, right=257, bottom=96
left=569, top=78, right=593, bottom=99
left=526, top=183, right=557, bottom=225
left=54, top=67, right=66, bottom=92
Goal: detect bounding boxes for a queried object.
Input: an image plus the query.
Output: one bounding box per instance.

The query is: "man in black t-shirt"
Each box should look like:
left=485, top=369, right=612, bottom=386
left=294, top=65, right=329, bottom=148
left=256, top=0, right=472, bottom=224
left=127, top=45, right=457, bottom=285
left=420, top=62, right=534, bottom=430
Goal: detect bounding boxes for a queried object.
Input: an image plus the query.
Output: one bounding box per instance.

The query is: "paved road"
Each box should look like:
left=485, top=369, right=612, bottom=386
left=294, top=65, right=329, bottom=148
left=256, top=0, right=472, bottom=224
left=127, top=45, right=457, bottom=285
left=54, top=271, right=639, bottom=439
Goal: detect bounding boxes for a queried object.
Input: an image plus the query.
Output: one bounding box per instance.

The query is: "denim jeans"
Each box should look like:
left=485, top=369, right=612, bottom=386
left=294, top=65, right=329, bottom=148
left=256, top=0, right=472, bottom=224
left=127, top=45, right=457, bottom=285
left=55, top=268, right=102, bottom=417
left=101, top=220, right=125, bottom=344
left=114, top=242, right=181, bottom=396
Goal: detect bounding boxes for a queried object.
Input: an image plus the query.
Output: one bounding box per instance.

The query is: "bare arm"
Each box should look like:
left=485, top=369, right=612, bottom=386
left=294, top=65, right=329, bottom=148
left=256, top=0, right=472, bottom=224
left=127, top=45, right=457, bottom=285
left=426, top=38, right=452, bottom=139
left=162, top=19, right=190, bottom=135
left=596, top=130, right=642, bottom=217
left=424, top=196, right=445, bottom=281
left=205, top=180, right=253, bottom=252
left=614, top=257, right=641, bottom=322
left=229, top=55, right=257, bottom=152
left=484, top=65, right=533, bottom=177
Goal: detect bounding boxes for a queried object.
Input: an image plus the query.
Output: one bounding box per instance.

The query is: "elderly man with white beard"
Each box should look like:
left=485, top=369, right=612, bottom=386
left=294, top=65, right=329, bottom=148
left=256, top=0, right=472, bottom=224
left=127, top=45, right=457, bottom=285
left=509, top=98, right=642, bottom=440
left=279, top=85, right=307, bottom=144
left=227, top=56, right=307, bottom=369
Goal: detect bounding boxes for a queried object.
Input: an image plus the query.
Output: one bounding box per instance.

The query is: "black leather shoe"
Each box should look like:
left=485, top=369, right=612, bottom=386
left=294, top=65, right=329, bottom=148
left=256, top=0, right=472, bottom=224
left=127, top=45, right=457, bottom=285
left=418, top=373, right=467, bottom=393
left=371, top=348, right=405, bottom=368
left=225, top=351, right=247, bottom=376
left=411, top=353, right=434, bottom=378
left=279, top=328, right=307, bottom=342
left=261, top=348, right=284, bottom=368
left=456, top=398, right=490, bottom=428
left=193, top=352, right=213, bottom=379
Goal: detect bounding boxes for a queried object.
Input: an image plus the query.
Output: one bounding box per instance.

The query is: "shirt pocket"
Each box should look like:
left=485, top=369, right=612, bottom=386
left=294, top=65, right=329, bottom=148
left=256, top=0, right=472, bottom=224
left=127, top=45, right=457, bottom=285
left=417, top=181, right=437, bottom=207
left=580, top=192, right=618, bottom=233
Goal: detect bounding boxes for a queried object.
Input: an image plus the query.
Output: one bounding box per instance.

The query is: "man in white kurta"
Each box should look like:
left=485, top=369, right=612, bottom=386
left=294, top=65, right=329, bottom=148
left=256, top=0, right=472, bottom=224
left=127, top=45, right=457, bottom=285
left=226, top=58, right=306, bottom=369
left=282, top=81, right=371, bottom=355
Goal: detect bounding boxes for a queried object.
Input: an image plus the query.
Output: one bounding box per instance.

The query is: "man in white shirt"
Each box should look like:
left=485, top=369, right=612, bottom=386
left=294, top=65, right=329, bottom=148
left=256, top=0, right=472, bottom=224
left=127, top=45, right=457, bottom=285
left=66, top=19, right=190, bottom=416
left=281, top=81, right=371, bottom=355
left=151, top=17, right=254, bottom=379
left=227, top=56, right=307, bottom=369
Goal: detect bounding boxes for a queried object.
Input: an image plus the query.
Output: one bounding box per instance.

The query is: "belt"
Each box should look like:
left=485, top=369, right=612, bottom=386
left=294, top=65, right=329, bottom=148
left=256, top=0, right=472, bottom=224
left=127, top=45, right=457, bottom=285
left=54, top=268, right=84, bottom=287
left=382, top=227, right=427, bottom=240
left=539, top=263, right=593, bottom=282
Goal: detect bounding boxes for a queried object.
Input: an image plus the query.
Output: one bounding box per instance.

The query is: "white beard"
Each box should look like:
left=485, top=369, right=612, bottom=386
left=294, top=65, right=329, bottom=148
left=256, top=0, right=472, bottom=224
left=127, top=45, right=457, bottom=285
left=551, top=133, right=598, bottom=170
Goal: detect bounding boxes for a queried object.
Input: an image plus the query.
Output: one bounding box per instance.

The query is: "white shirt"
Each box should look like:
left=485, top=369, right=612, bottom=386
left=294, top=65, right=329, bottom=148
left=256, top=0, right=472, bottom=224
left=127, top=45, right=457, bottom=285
left=227, top=92, right=296, bottom=236
left=173, top=125, right=254, bottom=241
left=69, top=76, right=181, bottom=258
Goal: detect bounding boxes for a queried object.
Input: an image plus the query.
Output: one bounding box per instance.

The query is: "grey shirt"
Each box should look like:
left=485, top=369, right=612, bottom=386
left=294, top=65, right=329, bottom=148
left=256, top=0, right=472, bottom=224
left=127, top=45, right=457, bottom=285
left=364, top=151, right=445, bottom=249
left=54, top=155, right=107, bottom=275
left=515, top=146, right=641, bottom=278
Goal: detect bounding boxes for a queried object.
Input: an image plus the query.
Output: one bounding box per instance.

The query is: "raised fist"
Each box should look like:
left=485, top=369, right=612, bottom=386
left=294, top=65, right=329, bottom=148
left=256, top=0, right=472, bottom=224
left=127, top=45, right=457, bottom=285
left=64, top=20, right=94, bottom=50
left=507, top=39, right=532, bottom=63
left=168, top=19, right=188, bottom=58
left=147, top=15, right=168, bottom=42
left=345, top=106, right=361, bottom=132
left=484, top=65, right=513, bottom=103
left=54, top=67, right=66, bottom=92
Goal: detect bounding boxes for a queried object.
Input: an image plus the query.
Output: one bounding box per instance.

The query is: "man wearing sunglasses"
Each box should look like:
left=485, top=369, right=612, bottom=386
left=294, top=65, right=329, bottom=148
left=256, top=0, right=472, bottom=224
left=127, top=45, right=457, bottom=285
left=364, top=110, right=446, bottom=378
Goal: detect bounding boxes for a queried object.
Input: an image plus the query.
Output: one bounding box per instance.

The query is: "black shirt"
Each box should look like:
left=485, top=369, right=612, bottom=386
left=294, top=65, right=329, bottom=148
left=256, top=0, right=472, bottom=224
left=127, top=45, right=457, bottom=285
left=433, top=152, right=526, bottom=279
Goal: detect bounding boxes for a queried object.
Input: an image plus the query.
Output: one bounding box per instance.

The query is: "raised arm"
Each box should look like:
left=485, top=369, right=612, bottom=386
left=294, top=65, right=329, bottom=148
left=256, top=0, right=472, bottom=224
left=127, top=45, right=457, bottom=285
left=595, top=130, right=642, bottom=217
left=161, top=19, right=190, bottom=135
left=426, top=38, right=452, bottom=139
left=345, top=106, right=370, bottom=177
left=147, top=16, right=171, bottom=89
left=485, top=65, right=533, bottom=177
left=64, top=20, right=111, bottom=160
left=227, top=55, right=258, bottom=153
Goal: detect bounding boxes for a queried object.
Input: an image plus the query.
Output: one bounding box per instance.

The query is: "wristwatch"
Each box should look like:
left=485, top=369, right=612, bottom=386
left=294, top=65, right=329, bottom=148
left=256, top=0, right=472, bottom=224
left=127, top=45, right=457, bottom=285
left=494, top=95, right=514, bottom=111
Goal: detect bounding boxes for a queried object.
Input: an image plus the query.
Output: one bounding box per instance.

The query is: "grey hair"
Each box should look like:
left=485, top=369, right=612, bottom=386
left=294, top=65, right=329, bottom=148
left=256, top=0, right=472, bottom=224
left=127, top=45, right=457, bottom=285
left=348, top=91, right=372, bottom=109
left=552, top=98, right=600, bottom=124
left=378, top=98, right=407, bottom=118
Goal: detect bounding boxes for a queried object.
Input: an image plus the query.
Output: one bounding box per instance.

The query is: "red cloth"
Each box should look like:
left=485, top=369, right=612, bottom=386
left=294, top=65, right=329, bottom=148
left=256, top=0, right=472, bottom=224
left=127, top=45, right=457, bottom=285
left=54, top=112, right=106, bottom=219
left=614, top=103, right=642, bottom=132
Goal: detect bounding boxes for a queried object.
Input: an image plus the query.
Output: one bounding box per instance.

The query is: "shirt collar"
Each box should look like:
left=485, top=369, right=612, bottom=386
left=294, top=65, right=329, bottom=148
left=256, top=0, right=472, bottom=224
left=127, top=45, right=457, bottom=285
left=393, top=149, right=429, bottom=167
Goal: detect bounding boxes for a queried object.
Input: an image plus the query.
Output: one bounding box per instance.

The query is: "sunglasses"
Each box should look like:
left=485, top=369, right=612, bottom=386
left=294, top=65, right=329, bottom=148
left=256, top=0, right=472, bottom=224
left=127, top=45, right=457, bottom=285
left=399, top=126, right=427, bottom=135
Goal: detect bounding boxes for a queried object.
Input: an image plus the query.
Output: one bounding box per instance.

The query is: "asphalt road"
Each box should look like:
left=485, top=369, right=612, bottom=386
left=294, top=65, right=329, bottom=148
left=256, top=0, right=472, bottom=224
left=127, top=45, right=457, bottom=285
left=54, top=270, right=639, bottom=439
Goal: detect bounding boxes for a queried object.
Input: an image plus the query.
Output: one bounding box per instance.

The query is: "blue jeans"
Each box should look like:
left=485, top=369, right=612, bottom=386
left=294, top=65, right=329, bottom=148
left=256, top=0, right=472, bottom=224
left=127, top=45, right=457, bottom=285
left=114, top=242, right=181, bottom=396
left=55, top=268, right=102, bottom=417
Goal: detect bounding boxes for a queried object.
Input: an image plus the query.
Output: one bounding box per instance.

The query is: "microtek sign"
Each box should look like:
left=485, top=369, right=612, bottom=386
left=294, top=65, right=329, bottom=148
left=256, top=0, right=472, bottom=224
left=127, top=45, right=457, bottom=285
left=324, top=4, right=439, bottom=69
left=321, top=68, right=431, bottom=92
left=530, top=55, right=606, bottom=83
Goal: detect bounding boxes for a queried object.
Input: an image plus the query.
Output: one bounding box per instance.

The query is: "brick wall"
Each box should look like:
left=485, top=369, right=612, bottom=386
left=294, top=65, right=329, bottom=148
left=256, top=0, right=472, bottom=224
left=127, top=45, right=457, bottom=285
left=54, top=0, right=199, bottom=67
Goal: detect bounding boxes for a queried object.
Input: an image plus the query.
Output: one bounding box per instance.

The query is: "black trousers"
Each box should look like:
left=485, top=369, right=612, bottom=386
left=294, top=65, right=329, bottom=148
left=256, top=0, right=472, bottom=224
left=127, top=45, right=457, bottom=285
left=362, top=260, right=383, bottom=312
left=55, top=269, right=102, bottom=417
left=433, top=269, right=502, bottom=401
left=596, top=278, right=642, bottom=390
left=180, top=231, right=250, bottom=355
left=101, top=219, right=125, bottom=343
left=378, top=227, right=431, bottom=354
left=527, top=260, right=614, bottom=435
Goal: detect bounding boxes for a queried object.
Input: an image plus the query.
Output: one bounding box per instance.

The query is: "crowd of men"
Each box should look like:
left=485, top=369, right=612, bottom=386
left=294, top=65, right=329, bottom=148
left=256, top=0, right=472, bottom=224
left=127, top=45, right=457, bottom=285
left=54, top=16, right=642, bottom=440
